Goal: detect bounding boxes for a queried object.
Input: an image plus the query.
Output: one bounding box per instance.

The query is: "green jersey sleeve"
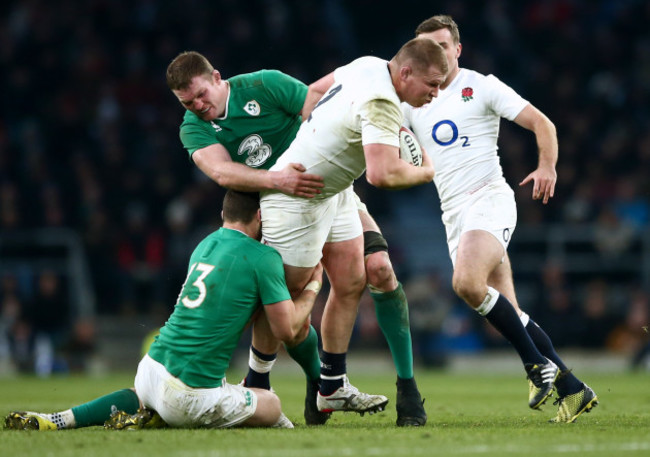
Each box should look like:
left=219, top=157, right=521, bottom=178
left=255, top=249, right=292, bottom=305
left=260, top=70, right=308, bottom=117
left=179, top=111, right=217, bottom=157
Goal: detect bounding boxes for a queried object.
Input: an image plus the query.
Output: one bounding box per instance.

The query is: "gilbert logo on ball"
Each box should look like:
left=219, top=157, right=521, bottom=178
left=399, top=126, right=423, bottom=166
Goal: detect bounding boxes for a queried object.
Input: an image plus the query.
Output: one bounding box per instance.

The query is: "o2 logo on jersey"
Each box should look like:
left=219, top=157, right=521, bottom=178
left=431, top=120, right=471, bottom=148
left=243, top=100, right=261, bottom=116
left=239, top=134, right=272, bottom=167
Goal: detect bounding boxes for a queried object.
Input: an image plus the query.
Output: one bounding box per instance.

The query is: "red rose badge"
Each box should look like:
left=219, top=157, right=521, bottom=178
left=462, top=87, right=474, bottom=102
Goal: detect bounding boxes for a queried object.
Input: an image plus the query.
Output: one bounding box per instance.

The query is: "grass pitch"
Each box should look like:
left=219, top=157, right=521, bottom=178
left=1, top=369, right=649, bottom=457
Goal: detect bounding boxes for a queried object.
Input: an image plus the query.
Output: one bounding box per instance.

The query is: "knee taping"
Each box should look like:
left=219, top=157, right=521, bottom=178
left=364, top=231, right=388, bottom=256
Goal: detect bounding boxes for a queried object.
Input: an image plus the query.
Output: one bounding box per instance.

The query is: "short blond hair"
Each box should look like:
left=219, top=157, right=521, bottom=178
left=393, top=38, right=448, bottom=76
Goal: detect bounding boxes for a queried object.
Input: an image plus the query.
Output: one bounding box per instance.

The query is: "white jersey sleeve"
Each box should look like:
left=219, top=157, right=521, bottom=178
left=484, top=74, right=529, bottom=121
left=360, top=98, right=402, bottom=147
left=272, top=57, right=402, bottom=197
left=401, top=101, right=413, bottom=130
left=403, top=69, right=528, bottom=211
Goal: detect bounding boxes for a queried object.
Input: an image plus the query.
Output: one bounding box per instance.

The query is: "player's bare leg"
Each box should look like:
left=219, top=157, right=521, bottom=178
left=454, top=230, right=557, bottom=408
left=359, top=211, right=426, bottom=426
left=317, top=237, right=366, bottom=354
left=453, top=230, right=504, bottom=307
left=315, top=236, right=389, bottom=415
left=487, top=254, right=519, bottom=309
left=241, top=388, right=287, bottom=428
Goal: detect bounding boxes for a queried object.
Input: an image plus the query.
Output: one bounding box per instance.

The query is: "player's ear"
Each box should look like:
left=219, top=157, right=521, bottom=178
left=456, top=43, right=462, bottom=59
left=212, top=70, right=222, bottom=84
left=399, top=65, right=412, bottom=81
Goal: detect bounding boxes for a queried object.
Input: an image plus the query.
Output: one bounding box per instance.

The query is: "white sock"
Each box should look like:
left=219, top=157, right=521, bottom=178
left=249, top=348, right=276, bottom=373
left=519, top=311, right=530, bottom=327
left=476, top=286, right=500, bottom=316
left=43, top=409, right=76, bottom=429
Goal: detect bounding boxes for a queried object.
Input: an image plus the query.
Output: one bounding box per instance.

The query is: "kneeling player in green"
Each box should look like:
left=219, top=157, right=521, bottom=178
left=4, top=190, right=322, bottom=430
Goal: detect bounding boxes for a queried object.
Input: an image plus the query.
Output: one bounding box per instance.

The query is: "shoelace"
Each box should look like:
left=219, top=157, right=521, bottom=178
left=342, top=377, right=359, bottom=394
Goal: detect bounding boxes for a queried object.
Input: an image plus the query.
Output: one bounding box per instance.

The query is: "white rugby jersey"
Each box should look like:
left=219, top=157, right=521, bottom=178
left=403, top=68, right=528, bottom=211
left=271, top=56, right=402, bottom=197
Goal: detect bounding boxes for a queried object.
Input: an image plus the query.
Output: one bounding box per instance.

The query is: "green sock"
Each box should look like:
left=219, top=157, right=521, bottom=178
left=285, top=325, right=321, bottom=381
left=372, top=283, right=414, bottom=379
left=71, top=388, right=140, bottom=427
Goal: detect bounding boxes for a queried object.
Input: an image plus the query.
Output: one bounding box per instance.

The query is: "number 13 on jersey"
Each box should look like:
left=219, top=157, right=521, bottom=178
left=178, top=262, right=215, bottom=309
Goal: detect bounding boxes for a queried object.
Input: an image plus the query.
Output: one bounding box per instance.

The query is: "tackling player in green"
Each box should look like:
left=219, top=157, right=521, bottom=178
left=5, top=190, right=322, bottom=430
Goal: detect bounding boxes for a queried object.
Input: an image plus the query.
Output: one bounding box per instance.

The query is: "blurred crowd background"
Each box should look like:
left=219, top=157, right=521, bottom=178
left=1, top=0, right=649, bottom=375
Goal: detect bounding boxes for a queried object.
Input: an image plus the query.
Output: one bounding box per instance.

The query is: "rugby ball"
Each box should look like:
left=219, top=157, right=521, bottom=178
left=399, top=126, right=423, bottom=166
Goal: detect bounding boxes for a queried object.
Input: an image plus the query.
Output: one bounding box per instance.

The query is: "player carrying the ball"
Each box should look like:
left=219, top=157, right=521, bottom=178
left=258, top=37, right=442, bottom=421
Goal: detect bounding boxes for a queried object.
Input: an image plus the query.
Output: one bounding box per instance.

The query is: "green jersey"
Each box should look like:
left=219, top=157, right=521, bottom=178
left=148, top=228, right=291, bottom=388
left=180, top=70, right=307, bottom=170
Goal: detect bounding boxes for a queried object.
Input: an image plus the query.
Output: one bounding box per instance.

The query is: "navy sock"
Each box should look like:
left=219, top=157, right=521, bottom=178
left=320, top=351, right=346, bottom=395
left=485, top=295, right=546, bottom=366
left=526, top=320, right=583, bottom=395
left=525, top=319, right=568, bottom=371
left=245, top=346, right=276, bottom=390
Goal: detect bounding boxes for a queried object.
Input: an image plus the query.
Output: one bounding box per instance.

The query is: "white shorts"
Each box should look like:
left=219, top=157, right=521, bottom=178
left=352, top=191, right=368, bottom=214
left=134, top=355, right=257, bottom=428
left=260, top=186, right=362, bottom=267
left=442, top=180, right=517, bottom=266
